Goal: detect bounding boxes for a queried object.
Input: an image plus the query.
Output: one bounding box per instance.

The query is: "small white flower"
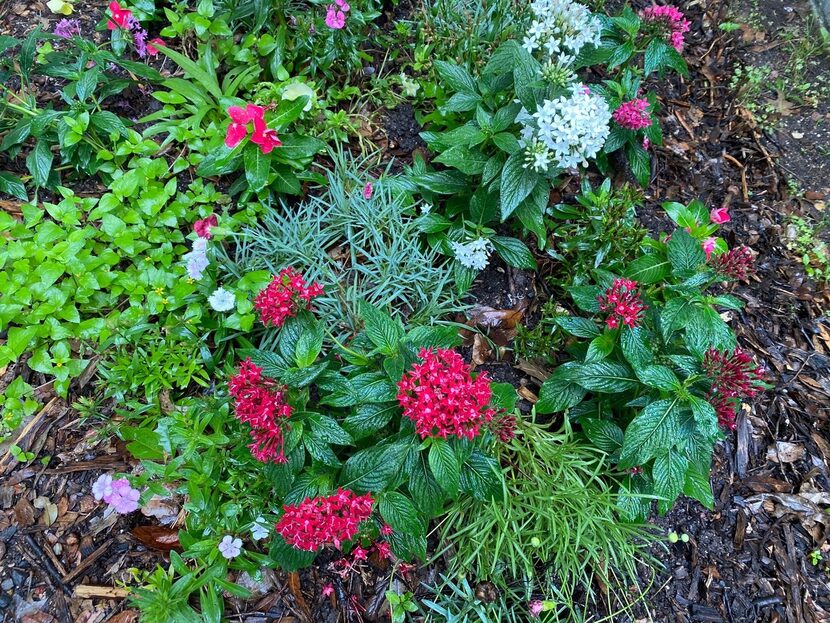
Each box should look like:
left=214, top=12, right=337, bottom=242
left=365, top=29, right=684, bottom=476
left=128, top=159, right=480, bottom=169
left=522, top=0, right=602, bottom=64
left=421, top=203, right=432, bottom=215
left=250, top=517, right=270, bottom=541
left=183, top=238, right=209, bottom=280
left=451, top=237, right=492, bottom=271
left=92, top=474, right=113, bottom=501
left=208, top=287, right=236, bottom=312
left=218, top=535, right=243, bottom=560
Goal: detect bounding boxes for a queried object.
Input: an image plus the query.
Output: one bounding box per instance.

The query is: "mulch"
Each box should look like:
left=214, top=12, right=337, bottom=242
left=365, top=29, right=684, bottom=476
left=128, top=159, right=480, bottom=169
left=2, top=0, right=830, bottom=621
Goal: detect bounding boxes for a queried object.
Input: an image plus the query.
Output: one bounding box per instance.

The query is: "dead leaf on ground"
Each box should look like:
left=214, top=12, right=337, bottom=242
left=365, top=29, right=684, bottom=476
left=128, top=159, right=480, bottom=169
left=766, top=441, right=805, bottom=463
left=103, top=611, right=139, bottom=623
left=131, top=526, right=181, bottom=552
left=14, top=496, right=36, bottom=527
left=471, top=334, right=493, bottom=366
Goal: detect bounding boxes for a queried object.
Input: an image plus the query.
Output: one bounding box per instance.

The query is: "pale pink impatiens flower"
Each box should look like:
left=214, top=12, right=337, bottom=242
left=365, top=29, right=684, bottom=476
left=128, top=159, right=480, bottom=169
left=92, top=474, right=113, bottom=501
left=710, top=207, right=730, bottom=224
left=702, top=237, right=717, bottom=259
left=325, top=0, right=350, bottom=29
left=108, top=479, right=141, bottom=514
left=218, top=535, right=243, bottom=560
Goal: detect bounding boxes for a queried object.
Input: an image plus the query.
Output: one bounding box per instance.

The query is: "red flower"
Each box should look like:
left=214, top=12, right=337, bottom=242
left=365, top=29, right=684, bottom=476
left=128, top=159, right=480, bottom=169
left=710, top=246, right=755, bottom=281
left=224, top=104, right=282, bottom=153
left=397, top=348, right=495, bottom=440
left=374, top=541, right=392, bottom=560
left=225, top=105, right=254, bottom=148
left=597, top=278, right=647, bottom=329
left=228, top=358, right=293, bottom=463
left=193, top=214, right=218, bottom=239
left=147, top=37, right=165, bottom=56
left=107, top=1, right=133, bottom=30
left=710, top=207, right=730, bottom=224
left=254, top=267, right=324, bottom=328
left=490, top=412, right=517, bottom=442
left=276, top=489, right=374, bottom=551
left=703, top=347, right=765, bottom=431
left=612, top=98, right=652, bottom=131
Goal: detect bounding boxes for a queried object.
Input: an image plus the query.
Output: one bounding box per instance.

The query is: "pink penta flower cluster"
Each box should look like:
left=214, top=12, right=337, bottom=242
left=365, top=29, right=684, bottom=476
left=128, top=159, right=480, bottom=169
left=276, top=489, right=374, bottom=551
left=710, top=246, right=755, bottom=281
left=107, top=2, right=164, bottom=58
left=253, top=267, right=324, bottom=328
left=612, top=98, right=652, bottom=131
left=224, top=104, right=282, bottom=154
left=710, top=207, right=730, bottom=224
left=92, top=474, right=141, bottom=514
left=54, top=19, right=81, bottom=38
left=325, top=0, right=350, bottom=29
left=640, top=5, right=691, bottom=52
left=703, top=347, right=765, bottom=430
left=229, top=358, right=293, bottom=463
left=397, top=348, right=495, bottom=440
left=597, top=278, right=647, bottom=329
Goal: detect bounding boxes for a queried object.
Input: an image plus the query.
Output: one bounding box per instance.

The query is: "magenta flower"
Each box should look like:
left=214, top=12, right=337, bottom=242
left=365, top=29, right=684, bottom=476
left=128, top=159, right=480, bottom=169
left=193, top=214, right=218, bottom=239
left=276, top=489, right=374, bottom=551
left=640, top=5, right=691, bottom=52
left=702, top=237, right=717, bottom=259
left=325, top=0, right=350, bottom=29
left=612, top=98, right=652, bottom=131
left=710, top=246, right=755, bottom=281
left=363, top=182, right=373, bottom=199
left=597, top=278, right=647, bottom=329
left=710, top=207, right=730, bottom=224
left=54, top=19, right=81, bottom=38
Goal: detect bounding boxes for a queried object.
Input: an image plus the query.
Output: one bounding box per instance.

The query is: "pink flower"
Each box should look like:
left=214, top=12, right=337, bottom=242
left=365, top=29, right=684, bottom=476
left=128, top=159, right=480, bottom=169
left=397, top=348, right=495, bottom=440
left=322, top=584, right=335, bottom=598
left=107, top=478, right=141, bottom=514
left=703, top=347, right=764, bottom=430
left=276, top=489, right=374, bottom=551
left=363, top=182, right=373, bottom=200
left=92, top=474, right=113, bottom=501
left=710, top=207, right=730, bottom=224
left=325, top=4, right=347, bottom=29
left=380, top=524, right=394, bottom=536
left=147, top=38, right=165, bottom=56
left=490, top=412, right=517, bottom=442
left=710, top=246, right=755, bottom=281
left=250, top=105, right=282, bottom=154
left=352, top=546, right=368, bottom=562
left=374, top=541, right=392, bottom=559
left=640, top=5, right=691, bottom=52
left=225, top=105, right=254, bottom=148
left=529, top=601, right=544, bottom=618
left=702, top=237, right=717, bottom=259
left=643, top=137, right=651, bottom=150
left=254, top=267, right=324, bottom=328
left=597, top=278, right=647, bottom=329
left=107, top=1, right=133, bottom=30
left=229, top=359, right=293, bottom=463
left=612, top=98, right=652, bottom=130
left=194, top=214, right=218, bottom=239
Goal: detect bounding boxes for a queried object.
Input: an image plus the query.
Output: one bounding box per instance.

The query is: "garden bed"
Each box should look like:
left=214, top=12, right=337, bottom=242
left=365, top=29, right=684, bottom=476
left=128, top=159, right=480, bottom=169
left=1, top=0, right=829, bottom=621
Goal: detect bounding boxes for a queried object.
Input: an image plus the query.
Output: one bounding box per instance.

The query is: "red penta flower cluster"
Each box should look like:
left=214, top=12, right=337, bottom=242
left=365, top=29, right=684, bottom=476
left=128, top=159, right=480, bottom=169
left=253, top=267, right=324, bottom=328
left=597, top=278, right=647, bottom=329
left=710, top=246, right=755, bottom=281
left=612, top=98, right=652, bottom=131
left=276, top=489, right=374, bottom=551
left=397, top=348, right=495, bottom=440
left=490, top=412, right=517, bottom=443
left=228, top=358, right=292, bottom=462
left=703, top=347, right=765, bottom=430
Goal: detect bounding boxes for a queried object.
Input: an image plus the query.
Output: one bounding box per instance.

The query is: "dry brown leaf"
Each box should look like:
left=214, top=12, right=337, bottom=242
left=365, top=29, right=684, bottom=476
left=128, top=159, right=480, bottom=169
left=131, top=526, right=181, bottom=551
left=471, top=334, right=492, bottom=366
left=14, top=496, right=36, bottom=527
left=766, top=441, right=805, bottom=464
left=103, top=611, right=139, bottom=623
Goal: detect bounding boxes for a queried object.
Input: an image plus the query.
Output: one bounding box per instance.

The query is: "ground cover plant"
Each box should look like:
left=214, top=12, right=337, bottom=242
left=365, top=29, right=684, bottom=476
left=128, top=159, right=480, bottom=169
left=2, top=0, right=828, bottom=621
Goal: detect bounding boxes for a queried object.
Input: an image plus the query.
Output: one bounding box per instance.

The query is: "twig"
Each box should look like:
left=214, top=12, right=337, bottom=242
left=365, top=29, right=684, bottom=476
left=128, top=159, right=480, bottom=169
left=74, top=585, right=129, bottom=599
left=62, top=537, right=116, bottom=584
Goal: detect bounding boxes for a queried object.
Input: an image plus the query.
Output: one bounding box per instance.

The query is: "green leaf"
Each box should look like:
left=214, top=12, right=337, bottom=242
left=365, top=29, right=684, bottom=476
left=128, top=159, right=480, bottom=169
left=307, top=413, right=352, bottom=445
left=358, top=300, right=404, bottom=356
left=636, top=365, right=680, bottom=391
left=574, top=362, right=639, bottom=393
left=653, top=449, right=689, bottom=514
left=434, top=60, right=477, bottom=95
left=581, top=418, right=624, bottom=453
left=26, top=140, right=53, bottom=188
left=154, top=45, right=221, bottom=101
left=490, top=236, right=536, bottom=269
left=619, top=398, right=682, bottom=467
left=555, top=316, right=600, bottom=338
left=343, top=403, right=397, bottom=440
left=626, top=253, right=670, bottom=284
left=536, top=363, right=587, bottom=414
left=643, top=39, right=668, bottom=75
left=379, top=492, right=424, bottom=538
left=275, top=135, right=325, bottom=161
left=0, top=172, right=27, bottom=200
left=683, top=462, right=713, bottom=510
left=409, top=457, right=446, bottom=518
left=499, top=152, right=538, bottom=220
left=569, top=285, right=602, bottom=313
left=460, top=451, right=502, bottom=502
left=621, top=327, right=653, bottom=368
left=244, top=145, right=270, bottom=192
left=586, top=332, right=616, bottom=361
left=667, top=229, right=705, bottom=277
left=433, top=145, right=488, bottom=176
left=489, top=382, right=517, bottom=412
left=271, top=96, right=308, bottom=129
left=270, top=536, right=316, bottom=572
left=341, top=440, right=412, bottom=492
left=428, top=439, right=461, bottom=498
left=294, top=318, right=324, bottom=368
left=660, top=296, right=697, bottom=340
left=689, top=395, right=718, bottom=441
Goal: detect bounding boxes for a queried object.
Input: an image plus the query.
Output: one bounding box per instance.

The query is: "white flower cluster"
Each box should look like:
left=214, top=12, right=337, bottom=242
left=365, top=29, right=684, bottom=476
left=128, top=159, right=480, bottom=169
left=451, top=237, right=492, bottom=271
left=518, top=84, right=611, bottom=172
left=183, top=238, right=209, bottom=279
left=522, top=0, right=603, bottom=64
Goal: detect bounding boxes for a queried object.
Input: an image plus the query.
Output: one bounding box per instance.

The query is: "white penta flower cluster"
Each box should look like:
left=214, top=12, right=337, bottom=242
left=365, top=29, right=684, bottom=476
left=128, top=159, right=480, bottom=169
left=522, top=0, right=603, bottom=64
left=518, top=84, right=611, bottom=172
left=451, top=237, right=492, bottom=271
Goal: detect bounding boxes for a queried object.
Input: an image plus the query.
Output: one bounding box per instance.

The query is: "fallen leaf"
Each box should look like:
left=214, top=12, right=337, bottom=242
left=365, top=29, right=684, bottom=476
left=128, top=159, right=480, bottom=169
left=14, top=496, right=36, bottom=527
left=472, top=334, right=492, bottom=366
left=33, top=496, right=58, bottom=527
left=766, top=441, right=805, bottom=463
left=132, top=526, right=181, bottom=551
left=103, top=610, right=139, bottom=623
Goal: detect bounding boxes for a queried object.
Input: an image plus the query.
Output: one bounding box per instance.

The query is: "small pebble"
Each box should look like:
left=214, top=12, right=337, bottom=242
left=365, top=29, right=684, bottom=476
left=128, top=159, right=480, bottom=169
left=1, top=578, right=13, bottom=591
